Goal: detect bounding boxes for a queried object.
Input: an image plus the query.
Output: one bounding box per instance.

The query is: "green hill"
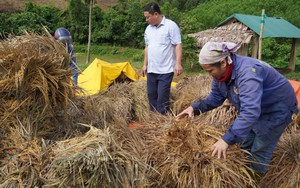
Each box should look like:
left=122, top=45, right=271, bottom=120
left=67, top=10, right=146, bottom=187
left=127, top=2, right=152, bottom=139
left=0, top=0, right=118, bottom=12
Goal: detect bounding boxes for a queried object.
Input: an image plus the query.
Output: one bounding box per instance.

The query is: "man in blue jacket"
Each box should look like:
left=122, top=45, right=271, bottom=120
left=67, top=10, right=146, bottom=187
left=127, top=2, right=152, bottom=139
left=176, top=41, right=298, bottom=173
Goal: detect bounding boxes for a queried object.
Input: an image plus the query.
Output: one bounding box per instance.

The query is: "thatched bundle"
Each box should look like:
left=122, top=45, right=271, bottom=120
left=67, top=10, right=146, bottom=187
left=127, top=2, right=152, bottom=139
left=0, top=32, right=74, bottom=109
left=0, top=32, right=81, bottom=187
left=43, top=125, right=149, bottom=188
left=200, top=100, right=238, bottom=131
left=172, top=74, right=212, bottom=113
left=0, top=126, right=49, bottom=187
left=0, top=32, right=76, bottom=139
left=132, top=117, right=257, bottom=188
left=172, top=74, right=238, bottom=130
left=259, top=129, right=300, bottom=188
left=76, top=82, right=133, bottom=129
left=129, top=78, right=151, bottom=122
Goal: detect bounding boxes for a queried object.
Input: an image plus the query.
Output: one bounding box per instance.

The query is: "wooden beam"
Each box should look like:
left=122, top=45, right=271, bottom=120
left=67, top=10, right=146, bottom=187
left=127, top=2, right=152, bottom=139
left=289, top=38, right=298, bottom=72
left=251, top=35, right=259, bottom=59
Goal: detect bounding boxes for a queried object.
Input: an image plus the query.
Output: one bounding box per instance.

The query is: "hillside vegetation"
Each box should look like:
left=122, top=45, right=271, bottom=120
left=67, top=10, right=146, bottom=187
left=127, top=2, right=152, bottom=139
left=0, top=0, right=118, bottom=12
left=0, top=0, right=299, bottom=75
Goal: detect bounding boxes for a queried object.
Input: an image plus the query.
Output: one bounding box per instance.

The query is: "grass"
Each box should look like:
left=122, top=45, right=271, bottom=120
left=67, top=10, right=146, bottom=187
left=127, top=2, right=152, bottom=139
left=74, top=45, right=145, bottom=73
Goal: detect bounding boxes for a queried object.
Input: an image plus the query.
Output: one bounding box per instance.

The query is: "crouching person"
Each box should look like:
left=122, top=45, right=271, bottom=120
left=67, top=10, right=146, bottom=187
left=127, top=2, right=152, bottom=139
left=176, top=41, right=298, bottom=173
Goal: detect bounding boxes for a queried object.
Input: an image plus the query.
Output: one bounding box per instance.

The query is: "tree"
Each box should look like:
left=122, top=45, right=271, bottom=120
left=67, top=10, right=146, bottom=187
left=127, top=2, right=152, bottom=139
left=84, top=0, right=95, bottom=64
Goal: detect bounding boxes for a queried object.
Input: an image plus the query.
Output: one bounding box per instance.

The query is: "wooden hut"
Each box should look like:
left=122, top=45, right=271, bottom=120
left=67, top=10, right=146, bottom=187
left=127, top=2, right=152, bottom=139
left=189, top=13, right=300, bottom=72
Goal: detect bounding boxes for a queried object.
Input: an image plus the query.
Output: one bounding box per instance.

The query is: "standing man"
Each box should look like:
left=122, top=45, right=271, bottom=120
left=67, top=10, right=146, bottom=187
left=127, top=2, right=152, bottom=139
left=142, top=2, right=183, bottom=115
left=176, top=41, right=298, bottom=173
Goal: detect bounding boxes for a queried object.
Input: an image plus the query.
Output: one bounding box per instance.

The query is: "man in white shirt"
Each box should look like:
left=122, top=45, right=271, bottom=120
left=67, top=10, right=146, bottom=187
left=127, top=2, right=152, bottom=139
left=142, top=2, right=183, bottom=114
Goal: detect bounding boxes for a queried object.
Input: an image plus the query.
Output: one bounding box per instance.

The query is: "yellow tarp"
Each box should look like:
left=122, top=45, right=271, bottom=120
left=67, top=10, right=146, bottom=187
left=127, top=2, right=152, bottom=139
left=78, top=58, right=140, bottom=95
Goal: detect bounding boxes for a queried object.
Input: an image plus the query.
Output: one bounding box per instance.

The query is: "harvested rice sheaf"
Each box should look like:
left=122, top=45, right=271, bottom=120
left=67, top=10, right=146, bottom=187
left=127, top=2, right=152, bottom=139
left=76, top=82, right=133, bottom=129
left=0, top=32, right=77, bottom=138
left=0, top=32, right=75, bottom=109
left=172, top=75, right=212, bottom=114
left=134, top=117, right=257, bottom=188
left=0, top=126, right=49, bottom=188
left=200, top=100, right=238, bottom=131
left=44, top=126, right=149, bottom=188
left=129, top=79, right=151, bottom=122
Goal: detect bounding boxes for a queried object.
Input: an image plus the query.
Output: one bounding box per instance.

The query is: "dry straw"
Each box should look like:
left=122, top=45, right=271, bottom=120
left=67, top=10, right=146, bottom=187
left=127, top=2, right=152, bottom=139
left=0, top=31, right=76, bottom=139
left=44, top=125, right=149, bottom=188
left=132, top=115, right=257, bottom=188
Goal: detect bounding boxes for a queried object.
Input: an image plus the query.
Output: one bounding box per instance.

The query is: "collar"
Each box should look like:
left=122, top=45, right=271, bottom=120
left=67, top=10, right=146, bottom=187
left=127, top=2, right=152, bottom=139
left=227, top=54, right=237, bottom=84
left=152, top=16, right=165, bottom=28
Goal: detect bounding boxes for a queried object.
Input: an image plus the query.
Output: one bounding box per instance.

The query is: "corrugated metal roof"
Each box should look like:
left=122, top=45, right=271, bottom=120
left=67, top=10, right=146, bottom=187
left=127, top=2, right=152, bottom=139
left=218, top=13, right=300, bottom=38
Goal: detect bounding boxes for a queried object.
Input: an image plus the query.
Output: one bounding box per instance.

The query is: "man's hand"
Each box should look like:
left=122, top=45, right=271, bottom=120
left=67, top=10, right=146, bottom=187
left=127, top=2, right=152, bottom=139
left=141, top=64, right=147, bottom=77
left=175, top=106, right=194, bottom=120
left=175, top=63, right=183, bottom=76
left=212, top=139, right=229, bottom=159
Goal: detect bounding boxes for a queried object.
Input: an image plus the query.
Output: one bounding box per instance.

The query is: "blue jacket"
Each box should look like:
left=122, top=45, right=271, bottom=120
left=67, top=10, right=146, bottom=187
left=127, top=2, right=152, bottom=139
left=192, top=54, right=298, bottom=145
left=68, top=44, right=78, bottom=85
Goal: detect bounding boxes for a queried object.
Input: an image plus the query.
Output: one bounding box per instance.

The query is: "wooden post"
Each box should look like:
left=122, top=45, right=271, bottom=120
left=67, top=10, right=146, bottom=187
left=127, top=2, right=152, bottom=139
left=251, top=34, right=259, bottom=59
left=258, top=9, right=265, bottom=60
left=288, top=38, right=298, bottom=72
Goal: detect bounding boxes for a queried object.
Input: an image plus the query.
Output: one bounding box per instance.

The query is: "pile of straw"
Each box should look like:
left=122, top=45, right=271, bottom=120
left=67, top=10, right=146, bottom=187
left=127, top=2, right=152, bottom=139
left=43, top=125, right=149, bottom=187
left=0, top=32, right=76, bottom=138
left=1, top=32, right=298, bottom=188
left=172, top=75, right=212, bottom=113
left=132, top=116, right=257, bottom=188
left=0, top=126, right=48, bottom=187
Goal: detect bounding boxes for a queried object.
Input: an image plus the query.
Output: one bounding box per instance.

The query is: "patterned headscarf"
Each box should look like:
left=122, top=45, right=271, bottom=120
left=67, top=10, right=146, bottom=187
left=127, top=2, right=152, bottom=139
left=199, top=42, right=240, bottom=65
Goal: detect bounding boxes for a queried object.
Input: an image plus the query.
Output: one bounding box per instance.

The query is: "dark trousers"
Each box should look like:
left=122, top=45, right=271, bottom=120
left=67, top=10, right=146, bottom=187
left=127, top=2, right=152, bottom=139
left=240, top=111, right=293, bottom=173
left=147, top=72, right=174, bottom=115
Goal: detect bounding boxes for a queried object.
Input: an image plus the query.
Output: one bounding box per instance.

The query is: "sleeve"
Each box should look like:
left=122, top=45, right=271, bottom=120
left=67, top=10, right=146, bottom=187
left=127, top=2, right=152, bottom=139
left=169, top=21, right=181, bottom=45
left=191, top=80, right=226, bottom=115
left=68, top=44, right=78, bottom=85
left=222, top=65, right=263, bottom=145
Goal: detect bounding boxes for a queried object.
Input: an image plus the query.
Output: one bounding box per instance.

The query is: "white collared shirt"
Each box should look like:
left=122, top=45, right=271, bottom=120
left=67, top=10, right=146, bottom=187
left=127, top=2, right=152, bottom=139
left=145, top=16, right=181, bottom=74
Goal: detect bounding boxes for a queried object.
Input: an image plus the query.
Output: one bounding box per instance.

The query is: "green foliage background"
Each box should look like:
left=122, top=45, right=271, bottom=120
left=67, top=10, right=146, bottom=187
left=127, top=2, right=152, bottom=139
left=0, top=0, right=300, bottom=71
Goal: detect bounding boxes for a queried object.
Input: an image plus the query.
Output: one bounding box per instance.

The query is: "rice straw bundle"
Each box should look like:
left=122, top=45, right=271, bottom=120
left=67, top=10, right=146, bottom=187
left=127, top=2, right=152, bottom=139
left=0, top=32, right=75, bottom=111
left=134, top=116, right=256, bottom=188
left=44, top=125, right=149, bottom=187
left=131, top=114, right=261, bottom=187
left=172, top=74, right=212, bottom=114
left=0, top=126, right=48, bottom=187
left=129, top=79, right=151, bottom=122
left=76, top=82, right=133, bottom=130
left=0, top=32, right=77, bottom=139
left=200, top=100, right=238, bottom=131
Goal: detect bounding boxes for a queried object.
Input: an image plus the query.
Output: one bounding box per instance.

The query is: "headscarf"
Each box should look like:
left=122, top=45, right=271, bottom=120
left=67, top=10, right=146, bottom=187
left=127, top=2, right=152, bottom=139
left=199, top=42, right=240, bottom=65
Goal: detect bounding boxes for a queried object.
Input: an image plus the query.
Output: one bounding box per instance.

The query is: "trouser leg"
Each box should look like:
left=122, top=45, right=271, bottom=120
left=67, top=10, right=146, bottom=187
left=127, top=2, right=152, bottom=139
left=241, top=121, right=291, bottom=173
left=156, top=73, right=173, bottom=115
left=147, top=73, right=158, bottom=112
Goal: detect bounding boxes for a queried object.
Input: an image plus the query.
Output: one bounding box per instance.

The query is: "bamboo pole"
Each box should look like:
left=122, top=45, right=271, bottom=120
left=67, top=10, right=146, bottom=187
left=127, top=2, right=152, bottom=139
left=258, top=9, right=265, bottom=60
